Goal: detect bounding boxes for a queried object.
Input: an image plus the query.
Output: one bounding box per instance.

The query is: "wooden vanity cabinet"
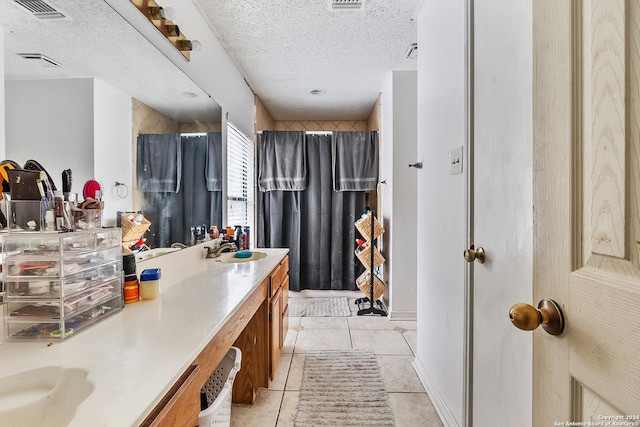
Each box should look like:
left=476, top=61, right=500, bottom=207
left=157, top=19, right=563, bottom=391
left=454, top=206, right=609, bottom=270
left=268, top=256, right=289, bottom=380
left=141, top=276, right=268, bottom=426
left=141, top=254, right=289, bottom=426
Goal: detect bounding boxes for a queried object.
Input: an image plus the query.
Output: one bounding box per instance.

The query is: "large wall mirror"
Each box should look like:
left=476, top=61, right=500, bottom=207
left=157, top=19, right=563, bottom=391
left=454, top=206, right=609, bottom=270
left=1, top=0, right=223, bottom=249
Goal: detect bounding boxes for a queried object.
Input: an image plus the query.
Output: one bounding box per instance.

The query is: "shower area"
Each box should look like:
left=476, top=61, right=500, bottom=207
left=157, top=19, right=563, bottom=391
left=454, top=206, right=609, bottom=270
left=257, top=130, right=379, bottom=292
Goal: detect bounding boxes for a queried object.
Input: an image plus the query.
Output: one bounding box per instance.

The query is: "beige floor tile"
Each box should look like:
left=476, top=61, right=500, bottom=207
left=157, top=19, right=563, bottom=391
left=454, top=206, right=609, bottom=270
left=284, top=354, right=305, bottom=391
left=377, top=355, right=426, bottom=393
left=282, top=329, right=297, bottom=354
left=388, top=392, right=444, bottom=427
left=300, top=316, right=349, bottom=329
left=293, top=328, right=352, bottom=353
left=288, top=316, right=302, bottom=328
left=231, top=389, right=283, bottom=427
left=276, top=391, right=299, bottom=427
left=351, top=329, right=413, bottom=355
left=395, top=320, right=417, bottom=331
left=269, top=353, right=292, bottom=391
left=404, top=330, right=417, bottom=354
left=348, top=315, right=400, bottom=330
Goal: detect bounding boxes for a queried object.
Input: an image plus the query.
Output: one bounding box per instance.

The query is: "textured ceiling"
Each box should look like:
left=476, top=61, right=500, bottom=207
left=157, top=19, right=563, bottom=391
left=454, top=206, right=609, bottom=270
left=192, top=0, right=420, bottom=120
left=1, top=0, right=419, bottom=123
left=0, top=0, right=220, bottom=123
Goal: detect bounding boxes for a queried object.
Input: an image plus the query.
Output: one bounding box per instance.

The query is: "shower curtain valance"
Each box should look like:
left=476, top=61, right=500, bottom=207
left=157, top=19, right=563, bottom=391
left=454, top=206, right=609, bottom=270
left=258, top=131, right=307, bottom=191
left=136, top=133, right=182, bottom=193
left=258, top=130, right=379, bottom=192
left=332, top=131, right=379, bottom=192
left=205, top=132, right=223, bottom=192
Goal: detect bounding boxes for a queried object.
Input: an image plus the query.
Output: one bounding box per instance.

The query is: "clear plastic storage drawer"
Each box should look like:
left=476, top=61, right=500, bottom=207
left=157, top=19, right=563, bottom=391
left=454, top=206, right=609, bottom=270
left=2, top=228, right=124, bottom=341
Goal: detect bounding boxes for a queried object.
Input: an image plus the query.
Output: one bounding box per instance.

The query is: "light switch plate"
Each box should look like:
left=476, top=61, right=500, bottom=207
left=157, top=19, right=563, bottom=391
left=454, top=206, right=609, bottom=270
left=449, top=146, right=463, bottom=175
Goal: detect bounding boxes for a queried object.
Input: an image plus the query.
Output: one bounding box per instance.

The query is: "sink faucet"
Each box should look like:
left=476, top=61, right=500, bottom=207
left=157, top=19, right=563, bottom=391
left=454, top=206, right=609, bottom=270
left=204, top=243, right=237, bottom=258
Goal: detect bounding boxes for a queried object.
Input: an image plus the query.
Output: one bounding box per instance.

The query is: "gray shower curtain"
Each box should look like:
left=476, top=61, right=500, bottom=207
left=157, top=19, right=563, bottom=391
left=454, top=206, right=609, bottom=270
left=138, top=133, right=222, bottom=248
left=258, top=133, right=371, bottom=291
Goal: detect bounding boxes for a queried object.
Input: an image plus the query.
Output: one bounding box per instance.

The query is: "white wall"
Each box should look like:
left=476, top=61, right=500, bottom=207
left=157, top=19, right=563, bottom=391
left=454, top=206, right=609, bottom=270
left=93, top=78, right=134, bottom=226
left=5, top=78, right=134, bottom=227
left=414, top=1, right=467, bottom=426
left=5, top=78, right=94, bottom=190
left=380, top=70, right=418, bottom=319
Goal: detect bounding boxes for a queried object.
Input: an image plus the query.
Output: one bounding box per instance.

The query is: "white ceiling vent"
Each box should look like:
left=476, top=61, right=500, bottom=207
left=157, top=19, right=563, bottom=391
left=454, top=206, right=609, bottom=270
left=330, top=0, right=366, bottom=11
left=12, top=0, right=67, bottom=20
left=17, top=53, right=63, bottom=68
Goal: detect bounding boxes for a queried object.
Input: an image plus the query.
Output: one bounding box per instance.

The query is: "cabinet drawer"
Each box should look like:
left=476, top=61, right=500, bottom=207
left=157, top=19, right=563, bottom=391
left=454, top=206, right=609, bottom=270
left=270, top=266, right=285, bottom=297
left=269, top=256, right=289, bottom=297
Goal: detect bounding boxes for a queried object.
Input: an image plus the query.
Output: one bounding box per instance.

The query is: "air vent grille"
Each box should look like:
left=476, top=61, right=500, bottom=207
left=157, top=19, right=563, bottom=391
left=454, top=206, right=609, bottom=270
left=17, top=53, right=63, bottom=68
left=12, top=0, right=66, bottom=19
left=331, top=0, right=365, bottom=10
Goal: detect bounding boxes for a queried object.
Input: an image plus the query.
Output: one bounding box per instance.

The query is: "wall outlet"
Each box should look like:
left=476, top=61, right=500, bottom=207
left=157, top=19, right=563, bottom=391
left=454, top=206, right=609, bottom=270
left=449, top=146, right=463, bottom=175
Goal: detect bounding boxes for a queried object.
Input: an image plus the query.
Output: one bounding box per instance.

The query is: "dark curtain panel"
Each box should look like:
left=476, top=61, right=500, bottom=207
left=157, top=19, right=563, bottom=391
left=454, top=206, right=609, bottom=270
left=258, top=133, right=365, bottom=291
left=136, top=133, right=181, bottom=192
left=141, top=134, right=222, bottom=248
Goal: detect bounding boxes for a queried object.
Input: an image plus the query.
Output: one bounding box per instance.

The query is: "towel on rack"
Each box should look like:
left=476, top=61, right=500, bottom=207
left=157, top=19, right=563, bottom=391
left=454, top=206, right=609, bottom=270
left=258, top=131, right=307, bottom=191
left=136, top=133, right=182, bottom=192
left=332, top=131, right=379, bottom=192
left=205, top=132, right=223, bottom=191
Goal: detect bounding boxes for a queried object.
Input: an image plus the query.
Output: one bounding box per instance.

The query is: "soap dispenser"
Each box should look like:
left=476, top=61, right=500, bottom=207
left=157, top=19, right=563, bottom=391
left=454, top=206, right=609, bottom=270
left=233, top=225, right=244, bottom=251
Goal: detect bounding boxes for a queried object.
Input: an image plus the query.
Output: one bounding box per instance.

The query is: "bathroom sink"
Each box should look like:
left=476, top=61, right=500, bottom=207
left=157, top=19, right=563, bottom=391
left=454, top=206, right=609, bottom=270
left=135, top=247, right=182, bottom=262
left=0, top=366, right=94, bottom=427
left=216, top=251, right=268, bottom=263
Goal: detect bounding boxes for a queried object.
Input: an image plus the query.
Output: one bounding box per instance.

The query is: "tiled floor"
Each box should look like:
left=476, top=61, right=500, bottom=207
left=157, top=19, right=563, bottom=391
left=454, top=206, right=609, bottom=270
left=230, top=291, right=444, bottom=427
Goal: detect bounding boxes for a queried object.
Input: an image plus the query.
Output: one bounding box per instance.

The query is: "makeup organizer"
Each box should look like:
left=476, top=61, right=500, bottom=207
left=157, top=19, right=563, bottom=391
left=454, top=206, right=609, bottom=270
left=2, top=228, right=124, bottom=341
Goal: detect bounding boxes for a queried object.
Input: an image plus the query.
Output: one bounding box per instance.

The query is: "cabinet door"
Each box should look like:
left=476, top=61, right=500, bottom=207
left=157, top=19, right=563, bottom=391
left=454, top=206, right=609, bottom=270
left=232, top=300, right=269, bottom=404
left=142, top=364, right=201, bottom=427
left=269, top=287, right=282, bottom=380
left=280, top=275, right=289, bottom=349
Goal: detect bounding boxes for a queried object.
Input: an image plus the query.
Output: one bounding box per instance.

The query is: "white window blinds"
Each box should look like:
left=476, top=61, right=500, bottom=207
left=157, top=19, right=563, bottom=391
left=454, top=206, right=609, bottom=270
left=226, top=123, right=254, bottom=229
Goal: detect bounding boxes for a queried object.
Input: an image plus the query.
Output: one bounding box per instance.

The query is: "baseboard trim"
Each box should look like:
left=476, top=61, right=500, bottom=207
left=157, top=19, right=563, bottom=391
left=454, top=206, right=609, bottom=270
left=413, top=356, right=460, bottom=427
left=388, top=310, right=417, bottom=320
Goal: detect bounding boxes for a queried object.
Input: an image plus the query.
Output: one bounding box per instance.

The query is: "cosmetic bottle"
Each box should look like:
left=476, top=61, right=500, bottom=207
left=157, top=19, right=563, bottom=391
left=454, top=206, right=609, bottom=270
left=54, top=191, right=64, bottom=230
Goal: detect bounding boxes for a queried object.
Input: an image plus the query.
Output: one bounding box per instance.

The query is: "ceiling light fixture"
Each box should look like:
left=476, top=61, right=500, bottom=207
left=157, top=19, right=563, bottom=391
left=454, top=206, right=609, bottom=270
left=405, top=43, right=418, bottom=59
left=310, top=89, right=326, bottom=95
left=129, top=0, right=199, bottom=61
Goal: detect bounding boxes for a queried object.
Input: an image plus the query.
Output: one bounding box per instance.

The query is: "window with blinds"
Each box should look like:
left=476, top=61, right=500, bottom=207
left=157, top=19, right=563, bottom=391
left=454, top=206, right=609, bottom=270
left=226, top=123, right=254, bottom=230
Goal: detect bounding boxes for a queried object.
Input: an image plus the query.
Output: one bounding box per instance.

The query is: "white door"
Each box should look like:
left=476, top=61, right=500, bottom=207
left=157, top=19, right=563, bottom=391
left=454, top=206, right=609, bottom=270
left=470, top=0, right=533, bottom=426
left=531, top=1, right=640, bottom=425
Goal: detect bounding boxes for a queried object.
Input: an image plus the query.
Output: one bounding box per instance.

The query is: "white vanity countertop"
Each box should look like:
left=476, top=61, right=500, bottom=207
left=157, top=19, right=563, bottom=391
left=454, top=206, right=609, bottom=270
left=0, top=247, right=289, bottom=427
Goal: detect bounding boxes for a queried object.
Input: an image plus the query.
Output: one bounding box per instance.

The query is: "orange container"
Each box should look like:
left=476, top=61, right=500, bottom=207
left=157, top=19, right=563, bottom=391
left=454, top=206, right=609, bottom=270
left=124, top=277, right=139, bottom=304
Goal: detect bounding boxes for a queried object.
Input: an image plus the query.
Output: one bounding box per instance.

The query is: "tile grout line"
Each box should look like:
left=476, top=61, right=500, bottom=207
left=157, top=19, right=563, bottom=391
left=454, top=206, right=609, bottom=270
left=273, top=353, right=294, bottom=427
